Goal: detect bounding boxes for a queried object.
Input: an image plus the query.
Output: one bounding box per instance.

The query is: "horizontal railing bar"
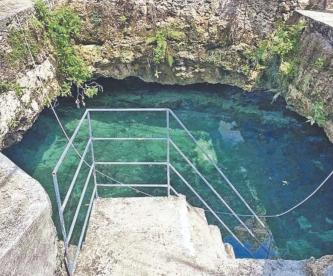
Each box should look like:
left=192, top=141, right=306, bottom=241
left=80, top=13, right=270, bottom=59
left=93, top=137, right=168, bottom=141
left=53, top=110, right=88, bottom=174
left=95, top=161, right=168, bottom=166
left=61, top=139, right=92, bottom=211
left=71, top=185, right=96, bottom=275
left=169, top=164, right=254, bottom=257
left=66, top=166, right=93, bottom=245
left=86, top=108, right=169, bottom=112
left=169, top=139, right=257, bottom=239
left=169, top=110, right=266, bottom=228
left=97, top=184, right=168, bottom=188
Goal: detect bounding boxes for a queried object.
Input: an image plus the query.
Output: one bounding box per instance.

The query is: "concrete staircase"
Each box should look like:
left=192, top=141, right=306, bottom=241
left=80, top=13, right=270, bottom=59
left=75, top=196, right=234, bottom=275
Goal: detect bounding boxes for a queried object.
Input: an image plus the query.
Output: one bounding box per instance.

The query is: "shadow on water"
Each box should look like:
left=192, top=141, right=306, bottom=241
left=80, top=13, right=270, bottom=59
left=3, top=77, right=333, bottom=260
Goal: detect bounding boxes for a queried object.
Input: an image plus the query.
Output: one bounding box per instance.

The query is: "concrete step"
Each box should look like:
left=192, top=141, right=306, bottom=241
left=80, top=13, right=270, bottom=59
left=192, top=207, right=207, bottom=223
left=75, top=196, right=228, bottom=275
left=73, top=196, right=311, bottom=276
left=208, top=225, right=228, bottom=260
left=188, top=207, right=232, bottom=261
left=186, top=206, right=228, bottom=270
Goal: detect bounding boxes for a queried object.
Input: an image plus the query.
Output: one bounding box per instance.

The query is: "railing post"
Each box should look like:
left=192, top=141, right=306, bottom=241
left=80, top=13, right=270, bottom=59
left=87, top=111, right=98, bottom=198
left=166, top=109, right=171, bottom=196
left=52, top=172, right=68, bottom=250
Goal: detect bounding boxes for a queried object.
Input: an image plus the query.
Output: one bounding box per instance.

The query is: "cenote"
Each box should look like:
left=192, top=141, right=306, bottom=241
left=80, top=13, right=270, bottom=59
left=4, top=78, right=333, bottom=260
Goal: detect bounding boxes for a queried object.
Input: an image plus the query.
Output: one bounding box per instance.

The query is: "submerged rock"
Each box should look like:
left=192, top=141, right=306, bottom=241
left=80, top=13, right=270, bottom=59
left=297, top=216, right=312, bottom=230
left=218, top=120, right=245, bottom=146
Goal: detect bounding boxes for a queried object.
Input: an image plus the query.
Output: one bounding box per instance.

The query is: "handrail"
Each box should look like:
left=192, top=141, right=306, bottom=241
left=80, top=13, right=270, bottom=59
left=168, top=109, right=266, bottom=228
left=66, top=166, right=93, bottom=244
left=86, top=108, right=169, bottom=112
left=169, top=164, right=255, bottom=258
left=52, top=108, right=271, bottom=275
left=93, top=137, right=168, bottom=141
left=169, top=139, right=257, bottom=239
left=95, top=161, right=168, bottom=165
left=53, top=110, right=88, bottom=174
left=70, top=185, right=96, bottom=275
left=61, top=139, right=92, bottom=211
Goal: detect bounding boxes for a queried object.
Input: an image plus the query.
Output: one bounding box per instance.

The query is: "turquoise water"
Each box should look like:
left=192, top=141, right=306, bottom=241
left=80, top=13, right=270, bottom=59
left=3, top=78, right=333, bottom=260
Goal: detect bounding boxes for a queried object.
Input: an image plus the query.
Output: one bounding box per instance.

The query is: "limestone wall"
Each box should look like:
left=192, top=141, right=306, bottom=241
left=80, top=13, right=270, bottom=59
left=0, top=0, right=60, bottom=149
left=0, top=153, right=58, bottom=275
left=286, top=11, right=333, bottom=142
left=72, top=0, right=333, bottom=141
left=0, top=58, right=60, bottom=149
left=2, top=0, right=333, bottom=148
left=73, top=0, right=300, bottom=89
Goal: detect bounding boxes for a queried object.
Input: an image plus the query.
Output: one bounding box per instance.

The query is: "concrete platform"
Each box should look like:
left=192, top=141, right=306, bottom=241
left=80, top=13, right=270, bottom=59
left=75, top=196, right=232, bottom=276
left=0, top=0, right=33, bottom=21
left=74, top=196, right=315, bottom=275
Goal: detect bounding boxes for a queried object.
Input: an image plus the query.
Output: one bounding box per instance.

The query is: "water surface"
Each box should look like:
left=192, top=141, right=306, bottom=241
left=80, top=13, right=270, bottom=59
left=4, top=78, right=333, bottom=259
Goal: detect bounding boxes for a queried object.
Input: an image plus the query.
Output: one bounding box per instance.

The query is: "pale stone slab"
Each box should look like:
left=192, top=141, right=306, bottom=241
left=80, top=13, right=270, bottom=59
left=75, top=196, right=228, bottom=275
left=297, top=10, right=333, bottom=28
left=0, top=153, right=58, bottom=276
left=74, top=195, right=321, bottom=276
left=0, top=0, right=34, bottom=21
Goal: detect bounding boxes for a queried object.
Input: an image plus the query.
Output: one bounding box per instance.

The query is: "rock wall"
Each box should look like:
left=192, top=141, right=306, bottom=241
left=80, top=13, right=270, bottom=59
left=73, top=0, right=300, bottom=90
left=0, top=153, right=58, bottom=275
left=0, top=1, right=60, bottom=149
left=0, top=58, right=59, bottom=148
left=286, top=11, right=333, bottom=142
left=1, top=0, right=333, bottom=147
left=71, top=0, right=333, bottom=141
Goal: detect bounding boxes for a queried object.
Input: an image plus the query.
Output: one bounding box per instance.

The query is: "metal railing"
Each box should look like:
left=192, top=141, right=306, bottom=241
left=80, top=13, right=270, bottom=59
left=52, top=108, right=271, bottom=275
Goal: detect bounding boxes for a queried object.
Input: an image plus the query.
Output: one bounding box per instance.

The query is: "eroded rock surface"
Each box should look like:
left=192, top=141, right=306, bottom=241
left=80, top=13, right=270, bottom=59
left=72, top=0, right=333, bottom=142
left=0, top=58, right=60, bottom=148
left=73, top=0, right=299, bottom=89
left=287, top=11, right=333, bottom=142
left=1, top=0, right=333, bottom=146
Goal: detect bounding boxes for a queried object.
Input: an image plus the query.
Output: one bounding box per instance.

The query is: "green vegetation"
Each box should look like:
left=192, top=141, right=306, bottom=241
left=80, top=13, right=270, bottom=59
left=306, top=101, right=327, bottom=127
left=83, top=84, right=99, bottom=98
left=0, top=81, right=23, bottom=96
left=7, top=20, right=44, bottom=66
left=119, top=15, right=127, bottom=23
left=314, top=57, right=326, bottom=69
left=249, top=21, right=306, bottom=90
left=35, top=0, right=92, bottom=96
left=5, top=1, right=102, bottom=100
left=146, top=27, right=185, bottom=67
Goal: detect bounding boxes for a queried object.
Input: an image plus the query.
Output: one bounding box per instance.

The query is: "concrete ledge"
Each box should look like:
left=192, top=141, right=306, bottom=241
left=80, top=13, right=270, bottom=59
left=297, top=10, right=333, bottom=27
left=0, top=153, right=57, bottom=276
left=296, top=10, right=333, bottom=43
left=0, top=0, right=34, bottom=22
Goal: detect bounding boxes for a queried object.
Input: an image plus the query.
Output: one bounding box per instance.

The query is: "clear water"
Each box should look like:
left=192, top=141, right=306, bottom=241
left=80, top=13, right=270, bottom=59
left=3, top=78, right=333, bottom=260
